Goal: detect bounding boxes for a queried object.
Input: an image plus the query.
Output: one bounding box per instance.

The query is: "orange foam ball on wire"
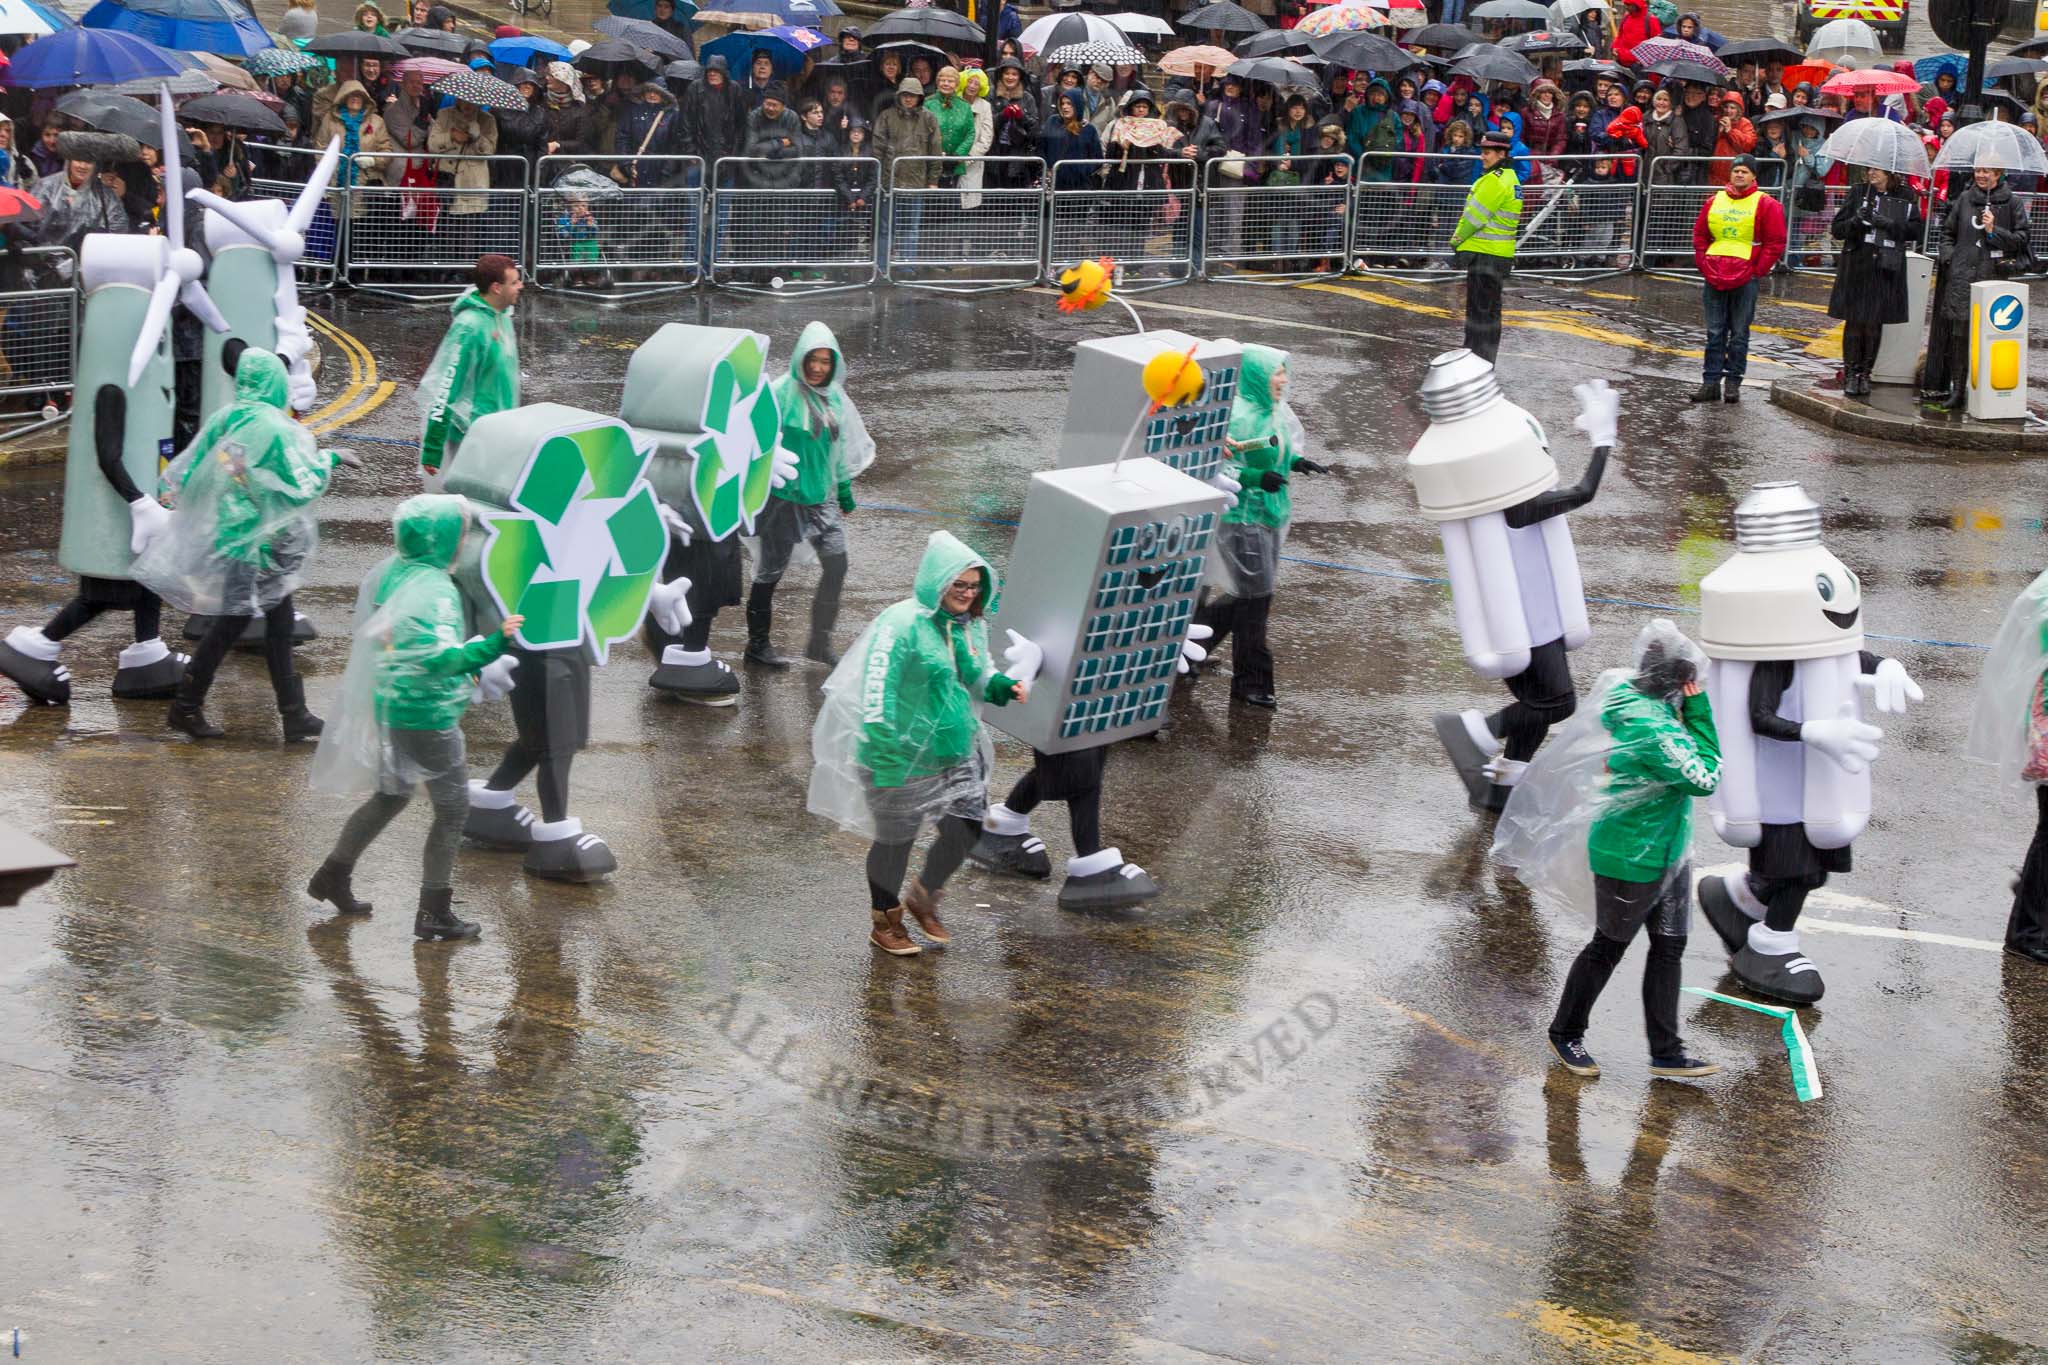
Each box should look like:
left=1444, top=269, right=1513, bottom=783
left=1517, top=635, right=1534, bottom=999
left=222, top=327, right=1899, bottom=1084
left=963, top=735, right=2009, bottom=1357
left=1056, top=257, right=1116, bottom=313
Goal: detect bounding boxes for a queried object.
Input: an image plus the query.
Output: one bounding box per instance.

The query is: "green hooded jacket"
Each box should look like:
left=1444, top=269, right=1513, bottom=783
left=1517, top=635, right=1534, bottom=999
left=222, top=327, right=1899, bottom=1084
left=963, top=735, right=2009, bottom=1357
left=855, top=530, right=1019, bottom=788
left=1224, top=344, right=1295, bottom=531
left=1347, top=79, right=1400, bottom=177
left=927, top=90, right=976, bottom=172
left=419, top=289, right=519, bottom=474
left=172, top=348, right=332, bottom=567
left=1587, top=683, right=1721, bottom=882
left=770, top=319, right=859, bottom=511
left=372, top=494, right=511, bottom=730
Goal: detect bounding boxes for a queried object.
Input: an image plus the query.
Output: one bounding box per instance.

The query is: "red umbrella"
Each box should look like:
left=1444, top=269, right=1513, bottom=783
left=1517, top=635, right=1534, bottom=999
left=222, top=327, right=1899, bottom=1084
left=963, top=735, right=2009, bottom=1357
left=1820, top=67, right=1916, bottom=96
left=0, top=187, right=43, bottom=226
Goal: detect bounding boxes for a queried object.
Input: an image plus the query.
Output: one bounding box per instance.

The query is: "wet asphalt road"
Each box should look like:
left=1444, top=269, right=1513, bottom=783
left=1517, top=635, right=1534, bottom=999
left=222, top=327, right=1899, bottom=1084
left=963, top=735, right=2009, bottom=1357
left=0, top=269, right=2046, bottom=1363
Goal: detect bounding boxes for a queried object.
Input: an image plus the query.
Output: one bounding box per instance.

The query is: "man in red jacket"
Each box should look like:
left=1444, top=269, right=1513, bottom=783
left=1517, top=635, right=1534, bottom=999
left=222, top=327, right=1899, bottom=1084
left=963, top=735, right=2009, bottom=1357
left=1690, top=153, right=1785, bottom=403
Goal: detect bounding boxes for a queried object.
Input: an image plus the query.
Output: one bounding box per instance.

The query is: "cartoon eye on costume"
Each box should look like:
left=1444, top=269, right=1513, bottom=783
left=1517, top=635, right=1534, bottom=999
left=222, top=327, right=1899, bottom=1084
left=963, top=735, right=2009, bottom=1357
left=1816, top=574, right=1835, bottom=602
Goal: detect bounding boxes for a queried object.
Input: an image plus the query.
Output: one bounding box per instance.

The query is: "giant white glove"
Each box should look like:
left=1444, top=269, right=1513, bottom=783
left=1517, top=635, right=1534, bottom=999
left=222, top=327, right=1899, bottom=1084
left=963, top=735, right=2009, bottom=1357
left=657, top=500, right=694, bottom=548
left=1206, top=468, right=1241, bottom=513
left=475, top=650, right=519, bottom=702
left=288, top=369, right=318, bottom=414
left=1178, top=622, right=1214, bottom=674
left=1572, top=377, right=1620, bottom=450
left=768, top=442, right=800, bottom=491
left=1854, top=657, right=1923, bottom=716
left=127, top=496, right=170, bottom=555
left=647, top=575, right=693, bottom=636
left=1002, top=628, right=1043, bottom=686
left=1801, top=701, right=1883, bottom=774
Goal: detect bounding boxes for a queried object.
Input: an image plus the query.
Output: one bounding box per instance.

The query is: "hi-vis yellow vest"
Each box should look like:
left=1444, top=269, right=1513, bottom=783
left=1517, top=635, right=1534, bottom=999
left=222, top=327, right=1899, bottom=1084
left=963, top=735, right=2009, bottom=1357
left=1705, top=190, right=1760, bottom=258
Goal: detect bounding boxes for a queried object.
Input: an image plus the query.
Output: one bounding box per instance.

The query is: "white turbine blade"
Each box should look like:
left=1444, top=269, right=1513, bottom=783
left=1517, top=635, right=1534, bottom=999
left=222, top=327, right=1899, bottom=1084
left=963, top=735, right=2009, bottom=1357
left=287, top=138, right=343, bottom=237
left=158, top=85, right=183, bottom=256
left=188, top=187, right=292, bottom=255
left=128, top=274, right=180, bottom=386
left=180, top=279, right=229, bottom=334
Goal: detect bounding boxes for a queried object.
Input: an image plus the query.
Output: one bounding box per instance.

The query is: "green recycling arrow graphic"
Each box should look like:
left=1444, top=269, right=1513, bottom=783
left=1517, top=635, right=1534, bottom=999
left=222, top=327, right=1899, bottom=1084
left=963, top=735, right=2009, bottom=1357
left=687, top=333, right=783, bottom=542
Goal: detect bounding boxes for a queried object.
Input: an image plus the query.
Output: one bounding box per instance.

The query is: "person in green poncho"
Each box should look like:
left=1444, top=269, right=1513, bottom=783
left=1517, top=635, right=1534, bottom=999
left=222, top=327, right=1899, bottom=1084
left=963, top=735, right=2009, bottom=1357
left=808, top=531, right=1037, bottom=957
left=308, top=494, right=525, bottom=942
left=747, top=320, right=875, bottom=670
left=134, top=347, right=343, bottom=741
left=417, top=254, right=521, bottom=481
left=1189, top=343, right=1330, bottom=709
left=927, top=66, right=976, bottom=184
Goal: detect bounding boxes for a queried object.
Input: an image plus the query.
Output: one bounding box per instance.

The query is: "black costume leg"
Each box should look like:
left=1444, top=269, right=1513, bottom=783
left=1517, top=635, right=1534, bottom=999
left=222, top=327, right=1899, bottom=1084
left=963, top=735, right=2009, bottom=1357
left=1005, top=767, right=1043, bottom=815
left=1069, top=787, right=1104, bottom=859
left=2008, top=785, right=2048, bottom=956
left=487, top=740, right=541, bottom=793
left=1486, top=637, right=1576, bottom=763
left=1230, top=594, right=1275, bottom=699
left=1750, top=873, right=1824, bottom=933
left=42, top=599, right=107, bottom=641
left=132, top=596, right=161, bottom=644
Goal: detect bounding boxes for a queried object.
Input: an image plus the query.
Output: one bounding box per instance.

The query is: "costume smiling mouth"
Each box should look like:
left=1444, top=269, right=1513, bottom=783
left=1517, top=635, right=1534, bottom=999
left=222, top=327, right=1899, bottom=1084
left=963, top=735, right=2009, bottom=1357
left=1824, top=607, right=1860, bottom=629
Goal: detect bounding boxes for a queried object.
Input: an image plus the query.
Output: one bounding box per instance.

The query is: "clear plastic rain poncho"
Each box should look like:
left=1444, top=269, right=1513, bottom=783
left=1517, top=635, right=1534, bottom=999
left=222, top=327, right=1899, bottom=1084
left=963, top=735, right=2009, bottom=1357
left=1493, top=620, right=1716, bottom=920
left=1966, top=567, right=2048, bottom=787
left=1206, top=343, right=1297, bottom=600
left=311, top=495, right=503, bottom=796
left=133, top=349, right=334, bottom=617
left=746, top=319, right=878, bottom=569
left=808, top=531, right=1003, bottom=842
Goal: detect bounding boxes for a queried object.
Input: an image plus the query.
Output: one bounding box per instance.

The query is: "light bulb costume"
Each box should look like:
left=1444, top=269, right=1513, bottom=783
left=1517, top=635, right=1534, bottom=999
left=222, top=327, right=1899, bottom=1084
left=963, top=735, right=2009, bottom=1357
left=448, top=404, right=677, bottom=883
left=0, top=111, right=228, bottom=710
left=1495, top=620, right=1724, bottom=1078
left=619, top=324, right=798, bottom=707
left=746, top=320, right=875, bottom=670
left=1694, top=482, right=1923, bottom=1006
left=970, top=328, right=1234, bottom=909
left=1412, top=351, right=1607, bottom=813
left=1966, top=568, right=2048, bottom=964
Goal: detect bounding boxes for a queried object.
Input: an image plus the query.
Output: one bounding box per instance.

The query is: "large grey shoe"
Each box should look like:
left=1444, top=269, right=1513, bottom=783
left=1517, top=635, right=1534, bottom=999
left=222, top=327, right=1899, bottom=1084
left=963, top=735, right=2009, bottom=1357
left=1731, top=944, right=1825, bottom=1006
left=1057, top=850, right=1160, bottom=912
left=650, top=649, right=741, bottom=707
left=0, top=635, right=70, bottom=705
left=1696, top=875, right=1751, bottom=956
left=524, top=819, right=616, bottom=883
left=110, top=639, right=187, bottom=700
left=464, top=795, right=537, bottom=850
left=1432, top=709, right=1496, bottom=805
left=969, top=830, right=1052, bottom=879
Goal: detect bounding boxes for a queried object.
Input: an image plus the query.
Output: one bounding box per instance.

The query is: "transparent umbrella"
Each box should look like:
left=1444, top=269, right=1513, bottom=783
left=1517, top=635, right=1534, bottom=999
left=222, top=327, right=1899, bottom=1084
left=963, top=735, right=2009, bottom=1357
left=1805, top=17, right=1882, bottom=68
left=1933, top=119, right=2048, bottom=176
left=1821, top=116, right=1929, bottom=180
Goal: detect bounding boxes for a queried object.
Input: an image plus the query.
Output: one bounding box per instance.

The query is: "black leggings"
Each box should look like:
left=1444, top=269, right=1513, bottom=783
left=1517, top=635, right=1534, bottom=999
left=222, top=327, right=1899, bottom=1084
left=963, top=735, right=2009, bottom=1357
left=867, top=815, right=978, bottom=911
left=1487, top=637, right=1576, bottom=763
left=1552, top=930, right=1689, bottom=1060
left=488, top=741, right=572, bottom=824
left=45, top=595, right=160, bottom=644
left=2010, top=785, right=2048, bottom=954
left=1193, top=591, right=1274, bottom=697
left=183, top=594, right=299, bottom=706
left=1749, top=871, right=1827, bottom=933
left=1005, top=768, right=1103, bottom=858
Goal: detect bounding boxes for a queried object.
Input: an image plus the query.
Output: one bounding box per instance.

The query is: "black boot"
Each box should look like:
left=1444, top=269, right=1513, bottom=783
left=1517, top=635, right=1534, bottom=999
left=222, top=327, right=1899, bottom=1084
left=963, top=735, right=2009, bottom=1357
left=1689, top=380, right=1721, bottom=402
left=1943, top=378, right=1968, bottom=412
left=1722, top=376, right=1742, bottom=403
left=166, top=676, right=224, bottom=739
left=743, top=582, right=793, bottom=668
left=413, top=886, right=479, bottom=942
left=307, top=857, right=371, bottom=914
left=276, top=676, right=323, bottom=743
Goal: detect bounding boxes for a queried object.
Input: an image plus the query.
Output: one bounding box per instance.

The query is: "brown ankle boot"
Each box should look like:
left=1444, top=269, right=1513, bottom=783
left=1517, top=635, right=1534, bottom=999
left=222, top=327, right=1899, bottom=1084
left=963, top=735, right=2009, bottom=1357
left=869, top=907, right=921, bottom=955
left=902, top=877, right=950, bottom=944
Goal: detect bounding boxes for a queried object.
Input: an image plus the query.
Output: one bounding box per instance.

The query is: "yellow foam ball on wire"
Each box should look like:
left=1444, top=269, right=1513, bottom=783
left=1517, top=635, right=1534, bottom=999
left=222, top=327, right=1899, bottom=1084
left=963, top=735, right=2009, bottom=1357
left=1142, top=347, right=1205, bottom=408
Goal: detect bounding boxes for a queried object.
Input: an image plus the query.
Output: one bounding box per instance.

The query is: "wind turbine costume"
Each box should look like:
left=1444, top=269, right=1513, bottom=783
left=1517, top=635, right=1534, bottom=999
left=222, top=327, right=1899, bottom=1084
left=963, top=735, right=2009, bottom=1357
left=1411, top=350, right=1609, bottom=812
left=1693, top=483, right=1922, bottom=1006
left=0, top=100, right=230, bottom=709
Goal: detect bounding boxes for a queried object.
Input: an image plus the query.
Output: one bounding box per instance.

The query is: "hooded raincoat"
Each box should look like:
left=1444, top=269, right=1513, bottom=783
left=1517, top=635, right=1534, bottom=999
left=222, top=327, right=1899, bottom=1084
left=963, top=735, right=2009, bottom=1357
left=770, top=320, right=875, bottom=511
left=418, top=287, right=519, bottom=476
left=1207, top=343, right=1303, bottom=600
left=808, top=531, right=1021, bottom=838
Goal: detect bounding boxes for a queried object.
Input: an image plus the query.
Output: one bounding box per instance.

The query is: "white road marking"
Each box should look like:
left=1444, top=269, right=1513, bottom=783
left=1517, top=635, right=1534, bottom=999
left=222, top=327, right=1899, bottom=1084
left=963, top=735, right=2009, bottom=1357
left=1697, top=864, right=2005, bottom=954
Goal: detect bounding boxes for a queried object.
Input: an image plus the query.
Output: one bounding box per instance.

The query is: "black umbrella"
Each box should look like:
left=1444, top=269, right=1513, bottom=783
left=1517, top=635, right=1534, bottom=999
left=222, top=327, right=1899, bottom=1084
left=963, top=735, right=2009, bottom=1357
left=1755, top=105, right=1843, bottom=127
left=53, top=89, right=158, bottom=145
left=1715, top=37, right=1802, bottom=65
left=1234, top=27, right=1313, bottom=58
left=593, top=16, right=692, bottom=59
left=2013, top=34, right=2048, bottom=58
left=1180, top=0, right=1266, bottom=35
left=870, top=38, right=948, bottom=72
left=664, top=58, right=703, bottom=82
left=1642, top=58, right=1726, bottom=86
left=1985, top=54, right=2048, bottom=80
left=305, top=29, right=407, bottom=58
left=495, top=62, right=539, bottom=86
left=178, top=92, right=286, bottom=135
left=1224, top=55, right=1317, bottom=86
left=1450, top=43, right=1539, bottom=84
left=394, top=26, right=469, bottom=57
left=1309, top=29, right=1414, bottom=71
left=573, top=38, right=662, bottom=76
left=1501, top=28, right=1588, bottom=54
left=1561, top=57, right=1626, bottom=80
left=1410, top=22, right=1481, bottom=53
left=865, top=6, right=984, bottom=47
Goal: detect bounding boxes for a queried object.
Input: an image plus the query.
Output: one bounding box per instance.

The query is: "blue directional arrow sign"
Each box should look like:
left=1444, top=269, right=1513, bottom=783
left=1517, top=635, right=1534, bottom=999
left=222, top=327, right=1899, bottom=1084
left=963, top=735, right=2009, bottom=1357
left=1990, top=294, right=2025, bottom=332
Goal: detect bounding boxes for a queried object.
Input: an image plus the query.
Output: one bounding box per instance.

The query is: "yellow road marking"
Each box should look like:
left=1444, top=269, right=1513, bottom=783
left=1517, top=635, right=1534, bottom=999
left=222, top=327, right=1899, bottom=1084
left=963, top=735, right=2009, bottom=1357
left=303, top=313, right=363, bottom=425
left=305, top=313, right=396, bottom=435
left=1519, top=1302, right=1732, bottom=1364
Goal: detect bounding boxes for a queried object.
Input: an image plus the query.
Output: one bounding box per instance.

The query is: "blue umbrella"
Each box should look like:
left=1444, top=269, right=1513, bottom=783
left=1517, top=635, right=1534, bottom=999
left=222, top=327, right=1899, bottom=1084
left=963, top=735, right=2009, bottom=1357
left=711, top=0, right=839, bottom=22
left=1912, top=52, right=1964, bottom=86
left=81, top=0, right=273, bottom=57
left=4, top=26, right=184, bottom=86
left=607, top=0, right=698, bottom=20
left=700, top=24, right=827, bottom=78
left=489, top=33, right=573, bottom=65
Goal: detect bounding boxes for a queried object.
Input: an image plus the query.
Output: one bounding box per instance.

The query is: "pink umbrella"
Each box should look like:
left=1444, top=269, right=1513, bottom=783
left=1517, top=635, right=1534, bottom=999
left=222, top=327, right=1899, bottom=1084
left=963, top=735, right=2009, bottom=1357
left=1819, top=67, right=1917, bottom=97
left=392, top=55, right=464, bottom=82
left=1629, top=35, right=1726, bottom=74
left=1160, top=43, right=1236, bottom=74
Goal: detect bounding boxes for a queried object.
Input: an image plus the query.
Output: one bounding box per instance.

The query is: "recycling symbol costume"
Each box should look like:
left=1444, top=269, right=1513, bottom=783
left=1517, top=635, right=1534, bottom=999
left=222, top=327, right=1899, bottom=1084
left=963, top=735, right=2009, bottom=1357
left=619, top=323, right=797, bottom=706
left=448, top=404, right=677, bottom=882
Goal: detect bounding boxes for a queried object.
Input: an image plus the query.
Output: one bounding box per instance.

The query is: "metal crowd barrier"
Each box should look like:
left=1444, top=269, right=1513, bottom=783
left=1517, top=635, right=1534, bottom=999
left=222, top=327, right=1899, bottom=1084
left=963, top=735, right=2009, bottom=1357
left=886, top=155, right=1046, bottom=293
left=1636, top=156, right=1788, bottom=274
left=1922, top=189, right=2048, bottom=277
left=1783, top=179, right=1848, bottom=273
left=0, top=247, right=77, bottom=438
left=342, top=153, right=530, bottom=300
left=1046, top=157, right=1197, bottom=291
left=1202, top=153, right=1351, bottom=284
left=532, top=154, right=703, bottom=300
left=243, top=142, right=344, bottom=290
left=1515, top=155, right=1640, bottom=279
left=711, top=155, right=880, bottom=296
left=1353, top=153, right=1481, bottom=277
